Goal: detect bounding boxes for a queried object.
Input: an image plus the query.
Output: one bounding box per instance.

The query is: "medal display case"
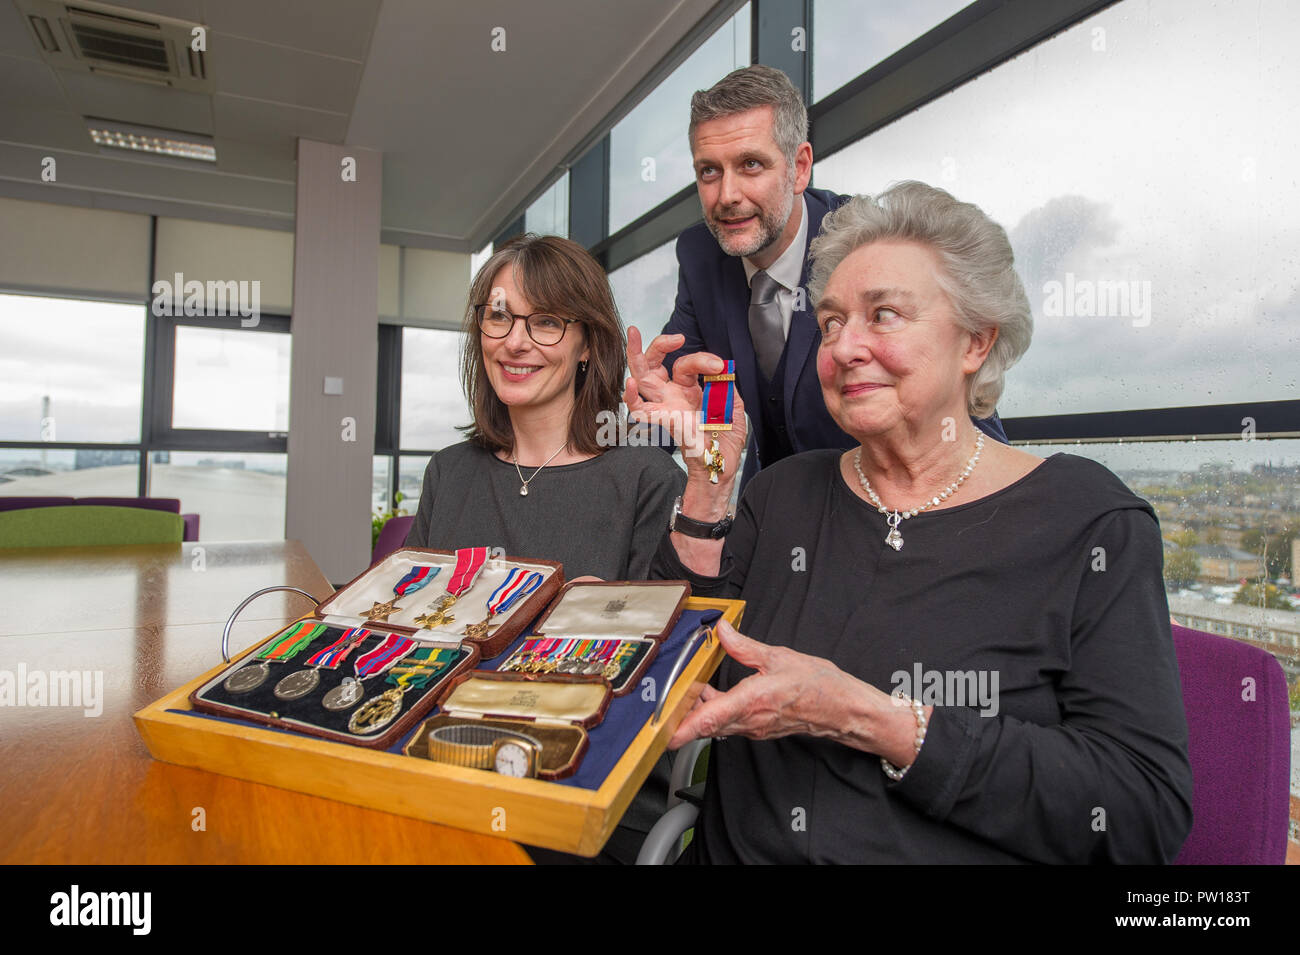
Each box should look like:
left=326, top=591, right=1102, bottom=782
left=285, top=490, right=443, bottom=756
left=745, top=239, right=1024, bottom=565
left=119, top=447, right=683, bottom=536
left=135, top=557, right=744, bottom=857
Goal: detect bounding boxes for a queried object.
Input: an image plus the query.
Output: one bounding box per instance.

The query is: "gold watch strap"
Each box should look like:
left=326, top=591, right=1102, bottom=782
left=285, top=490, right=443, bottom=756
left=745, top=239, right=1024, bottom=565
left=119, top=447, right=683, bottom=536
left=425, top=724, right=541, bottom=769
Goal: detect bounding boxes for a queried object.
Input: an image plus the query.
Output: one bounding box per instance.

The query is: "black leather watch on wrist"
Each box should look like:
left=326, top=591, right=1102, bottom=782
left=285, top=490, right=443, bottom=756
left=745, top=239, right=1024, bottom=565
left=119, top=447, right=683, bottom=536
left=669, top=495, right=733, bottom=540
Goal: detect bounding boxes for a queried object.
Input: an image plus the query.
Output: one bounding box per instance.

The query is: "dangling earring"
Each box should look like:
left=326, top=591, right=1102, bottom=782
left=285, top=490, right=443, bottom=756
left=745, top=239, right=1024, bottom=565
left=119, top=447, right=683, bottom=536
left=579, top=360, right=588, bottom=374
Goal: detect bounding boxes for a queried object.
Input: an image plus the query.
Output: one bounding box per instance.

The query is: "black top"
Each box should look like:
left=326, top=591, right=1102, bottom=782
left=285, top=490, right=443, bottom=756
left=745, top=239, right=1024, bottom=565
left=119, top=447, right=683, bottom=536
left=404, top=442, right=686, bottom=582
left=652, top=450, right=1194, bottom=864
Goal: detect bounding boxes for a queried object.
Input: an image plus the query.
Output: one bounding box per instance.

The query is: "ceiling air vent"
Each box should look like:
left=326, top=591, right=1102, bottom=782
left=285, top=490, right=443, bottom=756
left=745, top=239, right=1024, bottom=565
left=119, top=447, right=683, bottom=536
left=18, top=0, right=214, bottom=93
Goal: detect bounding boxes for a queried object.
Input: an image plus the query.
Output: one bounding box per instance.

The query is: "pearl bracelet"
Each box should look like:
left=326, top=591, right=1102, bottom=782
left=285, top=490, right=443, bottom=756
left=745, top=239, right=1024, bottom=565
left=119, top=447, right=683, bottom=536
left=880, top=697, right=928, bottom=782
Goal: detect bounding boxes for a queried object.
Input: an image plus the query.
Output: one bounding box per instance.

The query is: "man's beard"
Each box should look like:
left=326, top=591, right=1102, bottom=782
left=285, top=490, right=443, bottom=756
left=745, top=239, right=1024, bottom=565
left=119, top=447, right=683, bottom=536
left=705, top=184, right=795, bottom=259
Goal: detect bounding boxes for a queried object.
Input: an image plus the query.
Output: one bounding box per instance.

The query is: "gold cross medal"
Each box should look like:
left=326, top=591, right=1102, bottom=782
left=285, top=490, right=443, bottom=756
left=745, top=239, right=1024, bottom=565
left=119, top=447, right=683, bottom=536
left=700, top=360, right=735, bottom=484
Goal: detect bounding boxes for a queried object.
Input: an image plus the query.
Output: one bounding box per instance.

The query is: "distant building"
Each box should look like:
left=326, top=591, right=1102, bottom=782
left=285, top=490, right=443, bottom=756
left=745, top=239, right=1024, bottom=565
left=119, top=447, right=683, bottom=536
left=1192, top=544, right=1264, bottom=582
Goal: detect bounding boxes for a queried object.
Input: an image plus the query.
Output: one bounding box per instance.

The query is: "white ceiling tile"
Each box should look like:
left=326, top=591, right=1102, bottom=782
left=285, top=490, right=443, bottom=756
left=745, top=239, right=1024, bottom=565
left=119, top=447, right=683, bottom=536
left=0, top=54, right=68, bottom=110
left=212, top=93, right=347, bottom=150
left=211, top=33, right=361, bottom=114
left=202, top=0, right=382, bottom=61
left=58, top=71, right=214, bottom=134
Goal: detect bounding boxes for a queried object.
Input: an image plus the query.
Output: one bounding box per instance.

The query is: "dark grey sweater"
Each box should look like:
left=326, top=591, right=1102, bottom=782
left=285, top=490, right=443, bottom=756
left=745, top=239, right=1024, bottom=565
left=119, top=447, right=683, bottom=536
left=404, top=442, right=686, bottom=583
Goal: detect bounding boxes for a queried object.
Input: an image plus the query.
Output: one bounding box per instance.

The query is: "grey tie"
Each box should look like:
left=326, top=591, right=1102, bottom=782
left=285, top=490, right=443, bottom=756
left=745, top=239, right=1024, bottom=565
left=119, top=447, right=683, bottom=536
left=748, top=270, right=785, bottom=381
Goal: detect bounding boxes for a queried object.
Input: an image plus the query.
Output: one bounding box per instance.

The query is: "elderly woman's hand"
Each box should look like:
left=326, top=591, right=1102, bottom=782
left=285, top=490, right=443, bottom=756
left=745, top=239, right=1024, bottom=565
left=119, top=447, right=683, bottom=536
left=669, top=620, right=928, bottom=769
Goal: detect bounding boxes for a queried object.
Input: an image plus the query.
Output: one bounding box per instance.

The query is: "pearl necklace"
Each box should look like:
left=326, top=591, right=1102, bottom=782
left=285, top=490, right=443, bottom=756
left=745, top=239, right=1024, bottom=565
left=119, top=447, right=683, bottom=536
left=512, top=442, right=569, bottom=497
left=852, top=432, right=984, bottom=551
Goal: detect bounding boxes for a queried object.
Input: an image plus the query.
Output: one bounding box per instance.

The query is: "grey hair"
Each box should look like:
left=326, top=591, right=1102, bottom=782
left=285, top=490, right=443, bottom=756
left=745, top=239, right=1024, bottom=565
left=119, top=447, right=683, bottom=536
left=689, top=65, right=808, bottom=167
left=807, top=181, right=1032, bottom=418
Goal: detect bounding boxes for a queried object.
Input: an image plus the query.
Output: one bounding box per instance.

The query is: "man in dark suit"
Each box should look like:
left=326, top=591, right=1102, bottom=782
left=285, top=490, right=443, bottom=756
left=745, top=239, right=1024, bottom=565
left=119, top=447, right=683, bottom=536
left=627, top=65, right=1005, bottom=488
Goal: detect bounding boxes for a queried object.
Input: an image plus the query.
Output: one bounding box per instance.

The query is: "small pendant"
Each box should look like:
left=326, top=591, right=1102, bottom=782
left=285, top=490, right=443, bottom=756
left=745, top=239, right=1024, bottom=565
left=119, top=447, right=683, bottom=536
left=519, top=484, right=528, bottom=496
left=885, top=527, right=904, bottom=551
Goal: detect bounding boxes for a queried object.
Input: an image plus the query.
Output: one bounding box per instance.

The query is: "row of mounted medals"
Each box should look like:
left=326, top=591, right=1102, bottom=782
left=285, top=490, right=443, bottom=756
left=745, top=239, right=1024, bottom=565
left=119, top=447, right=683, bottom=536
left=220, top=558, right=544, bottom=735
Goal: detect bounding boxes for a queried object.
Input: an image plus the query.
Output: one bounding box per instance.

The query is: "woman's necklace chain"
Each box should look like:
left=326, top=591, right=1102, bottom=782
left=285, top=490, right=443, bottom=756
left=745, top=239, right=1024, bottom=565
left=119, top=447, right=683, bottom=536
left=512, top=442, right=569, bottom=497
left=852, top=432, right=984, bottom=551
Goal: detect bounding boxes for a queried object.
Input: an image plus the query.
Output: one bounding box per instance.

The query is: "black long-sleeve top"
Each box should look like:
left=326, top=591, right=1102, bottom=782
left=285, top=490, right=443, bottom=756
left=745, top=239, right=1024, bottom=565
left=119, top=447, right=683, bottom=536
left=652, top=450, right=1194, bottom=864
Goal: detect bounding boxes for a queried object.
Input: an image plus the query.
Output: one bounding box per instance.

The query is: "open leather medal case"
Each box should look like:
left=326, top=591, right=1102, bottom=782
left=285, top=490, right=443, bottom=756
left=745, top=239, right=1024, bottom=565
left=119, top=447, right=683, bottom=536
left=191, top=547, right=563, bottom=749
left=405, top=579, right=691, bottom=780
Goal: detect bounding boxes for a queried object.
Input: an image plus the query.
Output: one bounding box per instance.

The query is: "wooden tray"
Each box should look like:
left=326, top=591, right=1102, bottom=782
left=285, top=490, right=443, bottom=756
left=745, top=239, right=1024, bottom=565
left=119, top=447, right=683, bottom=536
left=133, top=596, right=743, bottom=857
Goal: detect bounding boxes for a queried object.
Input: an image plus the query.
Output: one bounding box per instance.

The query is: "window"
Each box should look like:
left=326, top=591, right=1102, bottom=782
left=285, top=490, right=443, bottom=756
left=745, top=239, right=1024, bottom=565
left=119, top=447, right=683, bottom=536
left=148, top=450, right=285, bottom=541
left=172, top=325, right=291, bottom=432
left=608, top=240, right=679, bottom=346
left=400, top=328, right=468, bottom=452
left=0, top=448, right=139, bottom=496
left=0, top=294, right=144, bottom=444
left=813, top=0, right=1300, bottom=418
left=607, top=5, right=750, bottom=234
left=811, top=0, right=975, bottom=101
left=524, top=173, right=570, bottom=238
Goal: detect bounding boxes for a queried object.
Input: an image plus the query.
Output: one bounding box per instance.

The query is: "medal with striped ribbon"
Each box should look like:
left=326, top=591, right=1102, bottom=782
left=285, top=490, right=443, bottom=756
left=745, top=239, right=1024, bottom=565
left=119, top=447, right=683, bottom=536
left=463, top=568, right=544, bottom=640
left=321, top=632, right=416, bottom=712
left=364, top=564, right=440, bottom=623
left=700, top=360, right=735, bottom=484
left=414, top=547, right=489, bottom=630
left=224, top=620, right=326, bottom=694
left=273, top=626, right=371, bottom=701
left=347, top=646, right=460, bottom=735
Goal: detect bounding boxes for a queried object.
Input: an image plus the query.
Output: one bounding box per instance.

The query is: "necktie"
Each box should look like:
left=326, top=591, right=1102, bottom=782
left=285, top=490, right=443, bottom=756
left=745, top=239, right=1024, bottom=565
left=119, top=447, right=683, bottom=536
left=748, top=270, right=785, bottom=381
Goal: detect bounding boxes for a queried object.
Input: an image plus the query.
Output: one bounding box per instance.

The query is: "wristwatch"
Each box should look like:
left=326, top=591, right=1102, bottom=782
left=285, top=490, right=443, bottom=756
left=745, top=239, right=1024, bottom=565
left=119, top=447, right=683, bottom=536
left=426, top=724, right=543, bottom=775
left=669, top=495, right=733, bottom=540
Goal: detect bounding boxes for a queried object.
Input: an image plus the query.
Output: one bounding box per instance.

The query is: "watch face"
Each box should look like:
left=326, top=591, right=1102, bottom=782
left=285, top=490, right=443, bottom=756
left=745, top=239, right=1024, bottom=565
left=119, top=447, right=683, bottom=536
left=493, top=740, right=535, bottom=777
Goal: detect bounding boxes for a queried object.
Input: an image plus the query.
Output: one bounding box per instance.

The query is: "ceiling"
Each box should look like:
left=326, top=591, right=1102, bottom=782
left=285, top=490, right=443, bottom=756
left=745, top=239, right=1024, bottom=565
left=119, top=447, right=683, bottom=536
left=0, top=0, right=726, bottom=250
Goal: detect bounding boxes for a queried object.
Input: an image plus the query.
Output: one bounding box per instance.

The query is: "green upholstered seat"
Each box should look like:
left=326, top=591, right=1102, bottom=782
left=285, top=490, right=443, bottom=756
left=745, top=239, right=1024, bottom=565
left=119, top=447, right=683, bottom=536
left=0, top=505, right=184, bottom=548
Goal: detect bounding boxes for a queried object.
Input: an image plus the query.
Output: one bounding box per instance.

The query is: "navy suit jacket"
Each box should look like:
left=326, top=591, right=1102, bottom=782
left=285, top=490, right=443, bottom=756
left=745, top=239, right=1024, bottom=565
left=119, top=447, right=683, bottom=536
left=662, top=187, right=1006, bottom=486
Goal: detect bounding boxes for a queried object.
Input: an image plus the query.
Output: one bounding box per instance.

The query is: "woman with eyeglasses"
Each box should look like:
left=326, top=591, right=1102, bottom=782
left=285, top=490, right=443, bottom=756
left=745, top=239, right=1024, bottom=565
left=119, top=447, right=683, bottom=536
left=403, top=234, right=686, bottom=865
left=404, top=233, right=685, bottom=583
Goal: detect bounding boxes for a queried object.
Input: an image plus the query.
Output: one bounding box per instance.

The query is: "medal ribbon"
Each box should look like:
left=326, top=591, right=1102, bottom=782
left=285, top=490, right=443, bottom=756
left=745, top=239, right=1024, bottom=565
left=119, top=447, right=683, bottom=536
left=306, top=626, right=370, bottom=668
left=700, top=360, right=736, bottom=430
left=258, top=621, right=326, bottom=661
left=354, top=633, right=416, bottom=679
left=446, top=547, right=489, bottom=598
left=386, top=647, right=458, bottom=689
left=394, top=565, right=440, bottom=596
left=486, top=569, right=544, bottom=616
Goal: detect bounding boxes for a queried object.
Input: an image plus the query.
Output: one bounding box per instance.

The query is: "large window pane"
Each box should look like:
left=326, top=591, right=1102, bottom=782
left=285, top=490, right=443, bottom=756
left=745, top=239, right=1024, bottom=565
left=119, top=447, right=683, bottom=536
left=398, top=454, right=431, bottom=517
left=149, top=451, right=285, bottom=541
left=1024, top=437, right=1300, bottom=824
left=814, top=0, right=1300, bottom=418
left=608, top=5, right=750, bottom=234
left=400, top=328, right=468, bottom=451
left=812, top=0, right=975, bottom=101
left=524, top=173, right=569, bottom=238
left=172, top=325, right=290, bottom=431
left=0, top=294, right=144, bottom=443
left=609, top=240, right=679, bottom=345
left=0, top=448, right=139, bottom=496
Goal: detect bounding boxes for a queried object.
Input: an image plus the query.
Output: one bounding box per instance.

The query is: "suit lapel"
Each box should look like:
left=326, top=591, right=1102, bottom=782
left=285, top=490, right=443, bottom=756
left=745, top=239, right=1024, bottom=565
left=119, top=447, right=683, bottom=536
left=781, top=191, right=835, bottom=451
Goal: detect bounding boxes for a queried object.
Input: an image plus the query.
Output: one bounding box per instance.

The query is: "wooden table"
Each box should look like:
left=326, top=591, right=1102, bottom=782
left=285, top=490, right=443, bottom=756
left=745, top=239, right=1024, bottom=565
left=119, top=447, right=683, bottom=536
left=0, top=541, right=531, bottom=864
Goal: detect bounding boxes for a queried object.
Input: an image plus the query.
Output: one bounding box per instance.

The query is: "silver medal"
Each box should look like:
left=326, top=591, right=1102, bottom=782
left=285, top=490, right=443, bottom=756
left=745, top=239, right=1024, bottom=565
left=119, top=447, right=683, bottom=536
left=274, top=667, right=322, bottom=701
left=224, top=662, right=270, bottom=693
left=322, top=676, right=365, bottom=711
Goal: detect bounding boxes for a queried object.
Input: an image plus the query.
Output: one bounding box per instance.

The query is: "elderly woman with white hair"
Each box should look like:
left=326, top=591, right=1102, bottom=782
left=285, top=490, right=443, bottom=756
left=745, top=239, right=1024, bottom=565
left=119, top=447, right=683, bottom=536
left=630, top=181, right=1193, bottom=864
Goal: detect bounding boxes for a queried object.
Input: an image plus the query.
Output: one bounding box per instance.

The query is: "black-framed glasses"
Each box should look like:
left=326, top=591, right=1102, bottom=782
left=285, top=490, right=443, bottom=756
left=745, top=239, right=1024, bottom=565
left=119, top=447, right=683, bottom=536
left=474, top=304, right=580, bottom=346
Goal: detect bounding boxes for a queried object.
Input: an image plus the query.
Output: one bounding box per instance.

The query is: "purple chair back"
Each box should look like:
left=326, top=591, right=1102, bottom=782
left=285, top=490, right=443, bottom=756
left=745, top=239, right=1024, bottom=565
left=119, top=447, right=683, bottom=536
left=371, top=515, right=416, bottom=566
left=1171, top=623, right=1291, bottom=864
left=77, top=496, right=181, bottom=514
left=0, top=497, right=74, bottom=511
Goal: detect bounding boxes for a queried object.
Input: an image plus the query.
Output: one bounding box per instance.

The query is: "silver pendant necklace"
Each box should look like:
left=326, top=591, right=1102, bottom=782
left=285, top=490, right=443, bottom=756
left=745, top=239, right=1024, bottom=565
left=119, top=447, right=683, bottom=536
left=852, top=433, right=984, bottom=551
left=512, top=441, right=568, bottom=496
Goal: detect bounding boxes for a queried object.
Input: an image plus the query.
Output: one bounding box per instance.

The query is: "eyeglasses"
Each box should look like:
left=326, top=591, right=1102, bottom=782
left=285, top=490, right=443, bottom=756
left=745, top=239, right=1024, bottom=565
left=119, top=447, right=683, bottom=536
left=474, top=304, right=580, bottom=346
